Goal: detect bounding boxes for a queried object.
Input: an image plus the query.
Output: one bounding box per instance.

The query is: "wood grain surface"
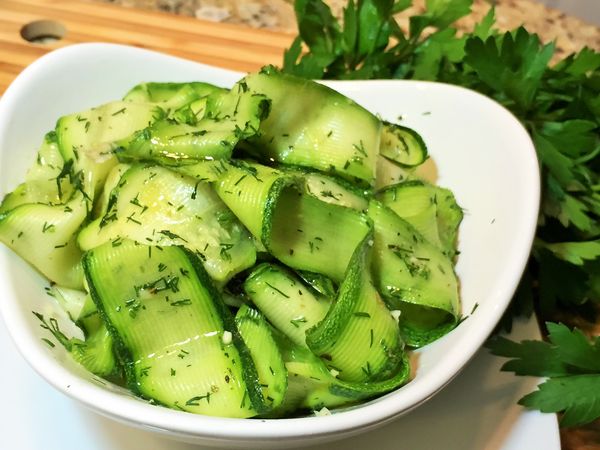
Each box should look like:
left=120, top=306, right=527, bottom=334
left=0, top=0, right=294, bottom=94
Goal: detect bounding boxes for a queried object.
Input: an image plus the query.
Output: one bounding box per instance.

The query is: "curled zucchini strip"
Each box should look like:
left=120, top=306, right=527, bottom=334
left=0, top=133, right=75, bottom=213
left=56, top=101, right=164, bottom=200
left=306, top=232, right=405, bottom=382
left=282, top=166, right=370, bottom=211
left=266, top=185, right=371, bottom=283
left=214, top=161, right=298, bottom=240
left=378, top=180, right=463, bottom=258
left=243, top=67, right=381, bottom=186
left=235, top=304, right=288, bottom=410
left=216, top=161, right=371, bottom=282
left=78, top=164, right=256, bottom=283
left=270, top=330, right=410, bottom=415
left=123, top=81, right=226, bottom=111
left=368, top=200, right=460, bottom=348
left=70, top=322, right=119, bottom=379
left=83, top=240, right=265, bottom=418
left=244, top=263, right=331, bottom=347
left=118, top=83, right=270, bottom=166
left=0, top=191, right=86, bottom=288
left=36, top=287, right=119, bottom=378
left=379, top=121, right=428, bottom=168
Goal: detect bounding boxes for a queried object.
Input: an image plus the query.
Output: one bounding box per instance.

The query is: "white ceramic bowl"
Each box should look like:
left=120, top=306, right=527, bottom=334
left=0, top=43, right=539, bottom=448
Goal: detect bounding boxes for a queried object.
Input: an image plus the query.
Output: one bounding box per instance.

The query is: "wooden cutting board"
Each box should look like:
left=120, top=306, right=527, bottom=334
left=0, top=0, right=295, bottom=94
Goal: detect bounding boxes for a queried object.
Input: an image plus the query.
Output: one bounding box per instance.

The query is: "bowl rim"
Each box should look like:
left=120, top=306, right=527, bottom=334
left=0, top=43, right=541, bottom=443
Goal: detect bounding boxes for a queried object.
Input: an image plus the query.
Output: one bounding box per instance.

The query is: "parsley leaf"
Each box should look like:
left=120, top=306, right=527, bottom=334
left=540, top=240, right=600, bottom=266
left=489, top=323, right=600, bottom=425
left=519, top=375, right=600, bottom=427
left=463, top=28, right=555, bottom=111
left=487, top=335, right=570, bottom=377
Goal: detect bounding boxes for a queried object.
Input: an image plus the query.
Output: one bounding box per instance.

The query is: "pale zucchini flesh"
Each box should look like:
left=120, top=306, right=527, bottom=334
left=243, top=67, right=381, bottom=185
left=244, top=263, right=331, bottom=347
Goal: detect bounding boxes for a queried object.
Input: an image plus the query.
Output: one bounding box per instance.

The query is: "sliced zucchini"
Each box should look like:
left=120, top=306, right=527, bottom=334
left=368, top=200, right=460, bottom=347
left=243, top=67, right=381, bottom=185
left=123, top=81, right=225, bottom=111
left=267, top=185, right=371, bottom=282
left=0, top=133, right=73, bottom=213
left=25, top=131, right=64, bottom=181
left=34, top=308, right=120, bottom=380
left=118, top=120, right=236, bottom=164
left=235, top=304, right=287, bottom=410
left=118, top=84, right=270, bottom=166
left=378, top=180, right=441, bottom=248
left=375, top=154, right=414, bottom=190
left=433, top=187, right=463, bottom=259
left=170, top=159, right=231, bottom=183
left=78, top=164, right=256, bottom=282
left=55, top=101, right=164, bottom=198
left=378, top=180, right=463, bottom=257
left=0, top=192, right=86, bottom=288
left=42, top=287, right=119, bottom=378
left=50, top=285, right=88, bottom=322
left=296, top=270, right=337, bottom=299
left=216, top=161, right=370, bottom=283
left=0, top=178, right=73, bottom=213
left=284, top=167, right=370, bottom=211
left=83, top=240, right=264, bottom=417
left=70, top=324, right=119, bottom=379
left=244, top=263, right=331, bottom=347
left=90, top=163, right=131, bottom=220
left=379, top=122, right=428, bottom=167
left=172, top=97, right=210, bottom=125
left=214, top=161, right=298, bottom=240
left=270, top=331, right=410, bottom=415
left=306, top=232, right=404, bottom=382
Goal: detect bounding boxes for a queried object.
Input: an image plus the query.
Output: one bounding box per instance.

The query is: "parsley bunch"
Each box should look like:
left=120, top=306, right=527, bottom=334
left=282, top=0, right=600, bottom=426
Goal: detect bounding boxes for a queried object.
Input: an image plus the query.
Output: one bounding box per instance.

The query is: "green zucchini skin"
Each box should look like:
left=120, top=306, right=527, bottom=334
left=83, top=240, right=265, bottom=417
left=306, top=232, right=405, bottom=382
left=243, top=67, right=381, bottom=186
left=235, top=304, right=288, bottom=410
left=379, top=122, right=428, bottom=168
left=368, top=200, right=460, bottom=348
